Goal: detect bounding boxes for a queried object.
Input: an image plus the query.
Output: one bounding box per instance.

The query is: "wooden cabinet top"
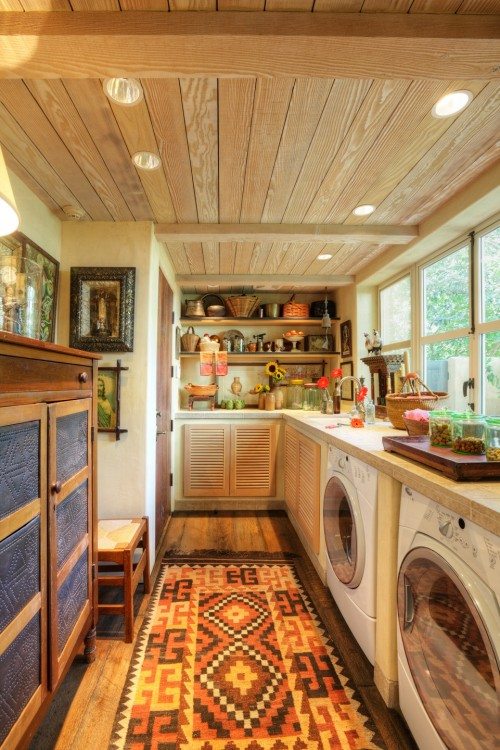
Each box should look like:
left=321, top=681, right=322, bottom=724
left=0, top=331, right=101, bottom=362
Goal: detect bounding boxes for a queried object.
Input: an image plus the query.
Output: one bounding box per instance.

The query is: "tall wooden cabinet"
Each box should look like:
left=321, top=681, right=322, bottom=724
left=284, top=424, right=321, bottom=554
left=0, top=332, right=99, bottom=750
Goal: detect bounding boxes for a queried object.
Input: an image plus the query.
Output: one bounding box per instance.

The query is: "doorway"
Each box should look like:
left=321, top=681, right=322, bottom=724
left=155, top=270, right=173, bottom=549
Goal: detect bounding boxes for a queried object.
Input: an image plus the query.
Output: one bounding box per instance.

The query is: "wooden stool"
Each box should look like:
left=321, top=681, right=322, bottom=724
left=97, top=517, right=151, bottom=643
left=188, top=394, right=215, bottom=410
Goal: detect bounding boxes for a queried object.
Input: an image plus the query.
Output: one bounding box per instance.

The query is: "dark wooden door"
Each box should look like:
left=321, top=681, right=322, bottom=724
left=155, top=271, right=173, bottom=549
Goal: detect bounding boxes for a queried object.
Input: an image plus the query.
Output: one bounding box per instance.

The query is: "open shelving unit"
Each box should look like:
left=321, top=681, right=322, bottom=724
left=180, top=317, right=340, bottom=327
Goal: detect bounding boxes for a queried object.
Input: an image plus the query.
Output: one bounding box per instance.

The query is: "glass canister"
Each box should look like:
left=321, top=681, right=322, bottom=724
left=429, top=409, right=453, bottom=447
left=288, top=379, right=304, bottom=410
left=302, top=383, right=318, bottom=411
left=451, top=413, right=486, bottom=455
left=485, top=418, right=500, bottom=461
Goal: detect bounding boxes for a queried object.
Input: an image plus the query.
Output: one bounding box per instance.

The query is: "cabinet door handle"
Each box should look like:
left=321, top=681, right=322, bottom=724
left=78, top=372, right=88, bottom=383
left=52, top=481, right=62, bottom=494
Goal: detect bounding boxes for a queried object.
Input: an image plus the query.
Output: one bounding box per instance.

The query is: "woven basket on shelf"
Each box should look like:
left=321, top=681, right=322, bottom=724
left=185, top=383, right=218, bottom=397
left=199, top=339, right=220, bottom=352
left=402, top=416, right=430, bottom=437
left=225, top=295, right=260, bottom=318
left=386, top=374, right=447, bottom=429
left=282, top=295, right=309, bottom=318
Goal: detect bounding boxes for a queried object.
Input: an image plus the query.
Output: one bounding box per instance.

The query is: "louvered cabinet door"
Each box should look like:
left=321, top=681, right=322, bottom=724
left=184, top=424, right=231, bottom=497
left=0, top=404, right=48, bottom=750
left=230, top=423, right=279, bottom=497
left=284, top=425, right=299, bottom=515
left=48, top=399, right=92, bottom=689
left=297, top=434, right=321, bottom=554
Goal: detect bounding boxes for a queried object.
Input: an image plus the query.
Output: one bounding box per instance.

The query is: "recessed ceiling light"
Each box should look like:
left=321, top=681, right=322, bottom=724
left=317, top=253, right=332, bottom=261
left=103, top=78, right=143, bottom=106
left=352, top=204, right=375, bottom=216
left=432, top=90, right=473, bottom=118
left=132, top=151, right=161, bottom=171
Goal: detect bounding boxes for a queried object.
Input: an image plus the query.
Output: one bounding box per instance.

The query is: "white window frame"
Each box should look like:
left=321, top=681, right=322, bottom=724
left=378, top=270, right=413, bottom=354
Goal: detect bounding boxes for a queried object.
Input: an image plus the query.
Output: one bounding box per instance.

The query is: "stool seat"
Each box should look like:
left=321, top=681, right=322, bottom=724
left=97, top=516, right=150, bottom=643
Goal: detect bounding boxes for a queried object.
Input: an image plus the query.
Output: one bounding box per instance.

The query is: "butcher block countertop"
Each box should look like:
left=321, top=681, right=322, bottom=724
left=175, top=408, right=500, bottom=535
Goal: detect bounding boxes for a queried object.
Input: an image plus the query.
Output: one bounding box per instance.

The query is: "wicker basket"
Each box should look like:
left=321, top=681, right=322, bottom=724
left=282, top=295, right=309, bottom=318
left=199, top=339, right=220, bottom=352
left=225, top=295, right=260, bottom=318
left=185, top=383, right=218, bottom=396
left=180, top=326, right=200, bottom=352
left=402, top=416, right=430, bottom=437
left=386, top=374, right=447, bottom=429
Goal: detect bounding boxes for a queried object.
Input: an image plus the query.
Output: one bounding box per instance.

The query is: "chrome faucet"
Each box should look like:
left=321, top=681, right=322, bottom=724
left=334, top=376, right=362, bottom=415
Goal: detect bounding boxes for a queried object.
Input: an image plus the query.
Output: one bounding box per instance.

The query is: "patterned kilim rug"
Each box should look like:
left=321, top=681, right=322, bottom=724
left=109, top=551, right=386, bottom=750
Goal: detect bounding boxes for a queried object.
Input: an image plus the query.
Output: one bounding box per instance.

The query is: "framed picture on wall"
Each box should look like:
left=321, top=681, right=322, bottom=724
left=0, top=231, right=59, bottom=342
left=340, top=320, right=352, bottom=358
left=97, top=359, right=129, bottom=441
left=70, top=267, right=135, bottom=352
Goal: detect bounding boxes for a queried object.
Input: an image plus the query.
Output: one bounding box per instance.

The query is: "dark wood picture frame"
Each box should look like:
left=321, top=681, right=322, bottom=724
left=97, top=359, right=129, bottom=441
left=340, top=360, right=354, bottom=400
left=70, top=267, right=135, bottom=352
left=0, top=230, right=59, bottom=342
left=340, top=319, right=353, bottom=359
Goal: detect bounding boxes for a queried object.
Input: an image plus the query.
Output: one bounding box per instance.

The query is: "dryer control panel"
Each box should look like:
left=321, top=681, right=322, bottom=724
left=401, top=485, right=499, bottom=594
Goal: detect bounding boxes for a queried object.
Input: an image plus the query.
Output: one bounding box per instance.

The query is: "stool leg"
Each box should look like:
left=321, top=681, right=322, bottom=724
left=124, top=548, right=134, bottom=643
left=142, top=522, right=151, bottom=595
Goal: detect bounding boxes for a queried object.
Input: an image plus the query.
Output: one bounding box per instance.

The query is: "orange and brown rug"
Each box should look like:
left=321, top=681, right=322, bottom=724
left=110, top=552, right=386, bottom=750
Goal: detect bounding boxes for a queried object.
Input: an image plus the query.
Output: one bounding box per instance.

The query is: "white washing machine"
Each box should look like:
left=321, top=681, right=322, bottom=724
left=397, top=485, right=499, bottom=750
left=323, top=446, right=378, bottom=664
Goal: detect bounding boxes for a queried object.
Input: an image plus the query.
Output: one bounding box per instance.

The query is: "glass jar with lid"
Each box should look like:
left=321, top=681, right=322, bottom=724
left=485, top=417, right=500, bottom=461
left=429, top=409, right=454, bottom=447
left=288, top=379, right=304, bottom=410
left=451, top=413, right=486, bottom=455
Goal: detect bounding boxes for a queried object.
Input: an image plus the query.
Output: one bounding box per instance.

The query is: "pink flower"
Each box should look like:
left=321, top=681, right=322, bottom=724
left=316, top=376, right=330, bottom=389
left=330, top=368, right=343, bottom=379
left=356, top=386, right=368, bottom=402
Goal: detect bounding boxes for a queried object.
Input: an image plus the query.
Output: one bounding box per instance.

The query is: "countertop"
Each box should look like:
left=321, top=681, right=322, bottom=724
left=174, top=408, right=500, bottom=534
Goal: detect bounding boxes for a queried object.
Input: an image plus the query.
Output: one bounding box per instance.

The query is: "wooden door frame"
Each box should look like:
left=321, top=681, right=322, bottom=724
left=155, top=269, right=173, bottom=551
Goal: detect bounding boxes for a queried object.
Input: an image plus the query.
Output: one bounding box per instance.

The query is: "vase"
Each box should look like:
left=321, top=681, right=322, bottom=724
left=272, top=385, right=284, bottom=410
left=230, top=376, right=242, bottom=396
left=265, top=391, right=276, bottom=411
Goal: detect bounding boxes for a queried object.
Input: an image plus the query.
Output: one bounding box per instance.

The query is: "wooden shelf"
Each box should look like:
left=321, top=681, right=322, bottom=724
left=180, top=352, right=339, bottom=362
left=180, top=317, right=340, bottom=327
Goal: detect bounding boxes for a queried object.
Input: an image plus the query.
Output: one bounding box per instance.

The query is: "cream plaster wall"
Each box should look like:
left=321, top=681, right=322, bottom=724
left=58, top=222, right=180, bottom=555
left=10, top=170, right=62, bottom=262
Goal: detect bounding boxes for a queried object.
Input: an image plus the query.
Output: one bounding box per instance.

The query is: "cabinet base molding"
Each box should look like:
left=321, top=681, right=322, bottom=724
left=374, top=664, right=399, bottom=709
left=174, top=498, right=285, bottom=512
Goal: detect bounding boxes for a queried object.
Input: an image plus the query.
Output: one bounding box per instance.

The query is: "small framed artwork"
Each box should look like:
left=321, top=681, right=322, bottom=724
left=340, top=320, right=352, bottom=359
left=0, top=231, right=59, bottom=342
left=97, top=360, right=129, bottom=440
left=305, top=334, right=336, bottom=353
left=70, top=267, right=135, bottom=352
left=340, top=361, right=354, bottom=400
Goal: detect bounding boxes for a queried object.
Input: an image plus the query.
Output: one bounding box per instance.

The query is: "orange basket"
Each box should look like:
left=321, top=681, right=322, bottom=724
left=386, top=374, right=447, bottom=429
left=282, top=295, right=309, bottom=318
left=402, top=416, right=430, bottom=437
left=185, top=383, right=218, bottom=397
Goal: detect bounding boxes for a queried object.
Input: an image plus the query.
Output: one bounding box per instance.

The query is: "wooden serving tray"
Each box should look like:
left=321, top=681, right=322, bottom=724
left=382, top=435, right=500, bottom=481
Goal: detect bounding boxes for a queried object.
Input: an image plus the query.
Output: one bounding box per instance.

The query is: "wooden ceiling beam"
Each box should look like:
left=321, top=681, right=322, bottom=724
left=176, top=274, right=354, bottom=288
left=156, top=222, right=418, bottom=244
left=0, top=12, right=499, bottom=79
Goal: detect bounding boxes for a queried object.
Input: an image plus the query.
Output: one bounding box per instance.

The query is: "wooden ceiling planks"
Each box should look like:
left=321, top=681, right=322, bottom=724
left=218, top=78, right=255, bottom=223
left=261, top=78, right=333, bottom=223
left=144, top=78, right=198, bottom=222
left=20, top=0, right=71, bottom=8
left=63, top=78, right=153, bottom=221
left=3, top=147, right=63, bottom=214
left=240, top=78, right=295, bottom=222
left=25, top=78, right=134, bottom=221
left=180, top=77, right=218, bottom=222
left=165, top=241, right=191, bottom=274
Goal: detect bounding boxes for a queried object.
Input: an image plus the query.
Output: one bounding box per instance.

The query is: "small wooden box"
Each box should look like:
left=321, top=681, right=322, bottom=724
left=305, top=334, right=336, bottom=353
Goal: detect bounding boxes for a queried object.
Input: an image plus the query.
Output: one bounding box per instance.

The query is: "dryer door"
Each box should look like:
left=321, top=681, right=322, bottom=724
left=323, top=473, right=365, bottom=588
left=398, top=543, right=499, bottom=750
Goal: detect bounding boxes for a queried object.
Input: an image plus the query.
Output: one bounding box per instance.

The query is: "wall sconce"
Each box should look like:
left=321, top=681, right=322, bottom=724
left=0, top=146, right=20, bottom=237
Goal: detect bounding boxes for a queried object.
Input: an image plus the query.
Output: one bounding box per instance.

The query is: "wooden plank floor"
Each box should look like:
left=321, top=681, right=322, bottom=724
left=31, top=511, right=416, bottom=750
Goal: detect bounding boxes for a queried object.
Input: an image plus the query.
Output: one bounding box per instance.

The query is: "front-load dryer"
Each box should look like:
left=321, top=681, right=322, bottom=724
left=323, top=446, right=378, bottom=664
left=397, top=485, right=499, bottom=750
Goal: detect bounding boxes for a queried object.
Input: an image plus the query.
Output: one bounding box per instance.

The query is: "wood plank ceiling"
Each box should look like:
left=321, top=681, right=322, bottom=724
left=0, top=1, right=499, bottom=292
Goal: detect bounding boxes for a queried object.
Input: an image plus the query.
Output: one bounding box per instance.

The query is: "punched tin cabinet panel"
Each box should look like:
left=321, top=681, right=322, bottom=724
left=0, top=421, right=39, bottom=520
left=56, top=411, right=88, bottom=485
left=56, top=481, right=88, bottom=570
left=57, top=551, right=88, bottom=655
left=0, top=614, right=41, bottom=747
left=0, top=518, right=40, bottom=632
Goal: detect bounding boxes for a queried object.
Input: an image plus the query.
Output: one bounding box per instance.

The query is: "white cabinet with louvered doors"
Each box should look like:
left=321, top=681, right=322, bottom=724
left=284, top=425, right=321, bottom=555
left=183, top=423, right=279, bottom=498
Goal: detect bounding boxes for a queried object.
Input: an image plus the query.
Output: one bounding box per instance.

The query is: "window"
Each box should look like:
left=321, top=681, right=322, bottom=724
left=477, top=225, right=500, bottom=416
left=380, top=275, right=411, bottom=347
